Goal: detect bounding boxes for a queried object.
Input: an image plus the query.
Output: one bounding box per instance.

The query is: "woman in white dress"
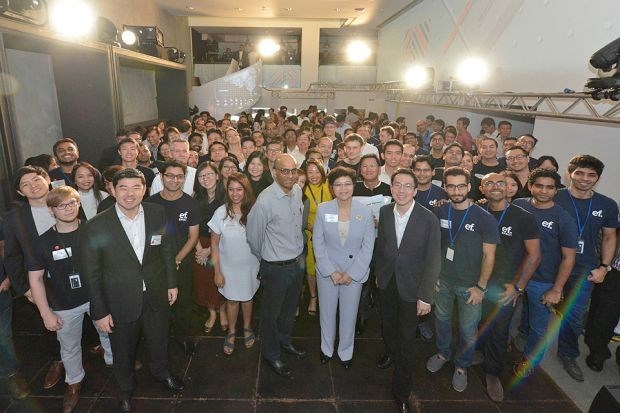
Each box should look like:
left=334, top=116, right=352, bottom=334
left=209, top=172, right=259, bottom=355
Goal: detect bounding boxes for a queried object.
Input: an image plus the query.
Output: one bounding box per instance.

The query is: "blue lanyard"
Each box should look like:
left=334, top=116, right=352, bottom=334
left=448, top=202, right=472, bottom=247
left=568, top=193, right=593, bottom=239
left=486, top=204, right=509, bottom=228
left=417, top=186, right=433, bottom=206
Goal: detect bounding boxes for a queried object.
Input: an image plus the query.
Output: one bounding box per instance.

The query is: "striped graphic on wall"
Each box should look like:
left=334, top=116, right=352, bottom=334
left=403, top=19, right=431, bottom=62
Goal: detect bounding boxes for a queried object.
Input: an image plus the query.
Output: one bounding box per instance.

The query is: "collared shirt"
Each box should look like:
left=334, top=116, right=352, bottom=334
left=149, top=166, right=197, bottom=196
left=393, top=200, right=415, bottom=248
left=115, top=204, right=145, bottom=264
left=379, top=165, right=393, bottom=186
left=247, top=181, right=304, bottom=262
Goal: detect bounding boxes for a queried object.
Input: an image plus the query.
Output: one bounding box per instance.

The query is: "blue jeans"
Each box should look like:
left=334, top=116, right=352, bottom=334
left=558, top=272, right=594, bottom=359
left=434, top=279, right=482, bottom=369
left=0, top=290, right=19, bottom=377
left=523, top=280, right=554, bottom=367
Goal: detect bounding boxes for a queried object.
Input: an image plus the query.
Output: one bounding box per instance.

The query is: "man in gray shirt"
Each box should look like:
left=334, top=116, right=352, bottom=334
left=247, top=154, right=305, bottom=379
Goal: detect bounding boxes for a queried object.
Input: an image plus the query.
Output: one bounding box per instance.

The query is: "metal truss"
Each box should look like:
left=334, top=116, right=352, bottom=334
left=386, top=90, right=620, bottom=125
left=307, top=81, right=406, bottom=91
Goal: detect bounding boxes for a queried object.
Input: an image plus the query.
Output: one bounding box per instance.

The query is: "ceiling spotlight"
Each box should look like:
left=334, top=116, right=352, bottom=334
left=405, top=66, right=433, bottom=88
left=121, top=30, right=138, bottom=46
left=346, top=40, right=371, bottom=63
left=258, top=38, right=281, bottom=57
left=50, top=0, right=95, bottom=37
left=456, top=57, right=489, bottom=86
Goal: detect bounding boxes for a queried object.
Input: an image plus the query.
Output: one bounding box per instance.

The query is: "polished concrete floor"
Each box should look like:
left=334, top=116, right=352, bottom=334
left=1, top=292, right=585, bottom=413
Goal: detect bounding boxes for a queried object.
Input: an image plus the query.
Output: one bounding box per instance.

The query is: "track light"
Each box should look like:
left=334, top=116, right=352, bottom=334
left=456, top=57, right=489, bottom=86
left=346, top=40, right=371, bottom=63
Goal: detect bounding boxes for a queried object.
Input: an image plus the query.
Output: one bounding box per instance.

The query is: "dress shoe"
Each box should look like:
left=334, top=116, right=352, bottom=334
left=179, top=340, right=196, bottom=356
left=281, top=343, right=307, bottom=359
left=118, top=393, right=132, bottom=413
left=157, top=376, right=185, bottom=393
left=5, top=372, right=30, bottom=399
left=355, top=318, right=366, bottom=336
left=376, top=354, right=394, bottom=369
left=63, top=382, right=81, bottom=413
left=559, top=354, right=584, bottom=382
left=320, top=351, right=332, bottom=364
left=265, top=359, right=293, bottom=378
left=585, top=354, right=604, bottom=372
left=341, top=359, right=352, bottom=370
left=43, top=360, right=64, bottom=389
left=396, top=399, right=411, bottom=413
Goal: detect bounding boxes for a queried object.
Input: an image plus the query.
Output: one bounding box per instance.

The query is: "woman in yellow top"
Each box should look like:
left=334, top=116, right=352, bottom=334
left=304, top=159, right=332, bottom=316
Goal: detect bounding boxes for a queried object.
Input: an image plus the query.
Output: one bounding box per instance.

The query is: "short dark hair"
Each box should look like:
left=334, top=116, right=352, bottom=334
left=380, top=126, right=395, bottom=138
left=344, top=133, right=364, bottom=146
left=480, top=117, right=495, bottom=127
left=444, top=166, right=470, bottom=184
left=207, top=128, right=223, bottom=138
left=118, top=137, right=138, bottom=148
left=113, top=168, right=146, bottom=187
left=209, top=141, right=228, bottom=153
left=327, top=166, right=356, bottom=186
left=391, top=168, right=418, bottom=187
left=528, top=168, right=561, bottom=187
left=506, top=145, right=529, bottom=157
left=13, top=165, right=49, bottom=192
left=567, top=154, right=604, bottom=176
left=498, top=120, right=512, bottom=128
left=383, top=139, right=403, bottom=153
left=535, top=155, right=559, bottom=171
left=457, top=117, right=470, bottom=127
left=433, top=118, right=445, bottom=128
left=241, top=136, right=256, bottom=146
left=519, top=134, right=538, bottom=146
left=24, top=154, right=55, bottom=170
left=159, top=160, right=187, bottom=175
left=53, top=138, right=78, bottom=157
left=359, top=154, right=380, bottom=166
left=412, top=155, right=433, bottom=170
left=443, top=142, right=464, bottom=156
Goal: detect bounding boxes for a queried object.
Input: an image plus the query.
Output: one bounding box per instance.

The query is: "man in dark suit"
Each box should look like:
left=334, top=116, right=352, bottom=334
left=80, top=168, right=183, bottom=412
left=374, top=168, right=441, bottom=413
left=236, top=44, right=250, bottom=69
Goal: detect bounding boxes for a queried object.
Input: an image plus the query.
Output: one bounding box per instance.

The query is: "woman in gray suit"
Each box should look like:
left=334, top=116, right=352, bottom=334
left=312, top=167, right=375, bottom=369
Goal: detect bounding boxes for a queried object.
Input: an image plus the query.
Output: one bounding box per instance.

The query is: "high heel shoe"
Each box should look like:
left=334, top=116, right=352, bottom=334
left=320, top=351, right=332, bottom=364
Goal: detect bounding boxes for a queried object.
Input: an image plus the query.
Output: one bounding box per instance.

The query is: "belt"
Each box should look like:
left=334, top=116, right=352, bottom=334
left=264, top=258, right=297, bottom=266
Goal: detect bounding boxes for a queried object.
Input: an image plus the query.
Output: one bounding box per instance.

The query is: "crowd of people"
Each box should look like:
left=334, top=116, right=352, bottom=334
left=0, top=105, right=618, bottom=413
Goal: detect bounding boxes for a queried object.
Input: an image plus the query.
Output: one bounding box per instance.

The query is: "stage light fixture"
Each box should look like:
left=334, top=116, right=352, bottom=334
left=405, top=66, right=433, bottom=88
left=0, top=0, right=47, bottom=26
left=346, top=40, right=371, bottom=63
left=121, top=30, right=138, bottom=46
left=95, top=17, right=119, bottom=46
left=50, top=0, right=95, bottom=37
left=258, top=38, right=280, bottom=57
left=456, top=57, right=488, bottom=86
left=166, top=47, right=186, bottom=63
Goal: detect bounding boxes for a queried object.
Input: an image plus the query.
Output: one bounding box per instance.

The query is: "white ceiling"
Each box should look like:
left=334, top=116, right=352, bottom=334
left=155, top=0, right=416, bottom=29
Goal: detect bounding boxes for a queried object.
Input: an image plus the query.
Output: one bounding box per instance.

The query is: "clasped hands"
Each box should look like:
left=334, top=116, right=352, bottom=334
left=330, top=271, right=352, bottom=286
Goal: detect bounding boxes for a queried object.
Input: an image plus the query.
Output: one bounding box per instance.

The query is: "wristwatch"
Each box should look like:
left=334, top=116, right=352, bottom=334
left=474, top=284, right=487, bottom=294
left=599, top=263, right=612, bottom=272
left=513, top=284, right=523, bottom=294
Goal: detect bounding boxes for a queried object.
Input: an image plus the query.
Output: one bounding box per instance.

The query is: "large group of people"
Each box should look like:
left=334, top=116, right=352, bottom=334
left=0, top=106, right=618, bottom=413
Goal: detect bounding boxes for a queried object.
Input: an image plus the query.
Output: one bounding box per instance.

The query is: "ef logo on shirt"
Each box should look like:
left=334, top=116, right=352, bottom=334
left=542, top=221, right=554, bottom=229
left=592, top=210, right=603, bottom=217
left=465, top=223, right=475, bottom=231
left=501, top=226, right=513, bottom=236
left=179, top=212, right=188, bottom=222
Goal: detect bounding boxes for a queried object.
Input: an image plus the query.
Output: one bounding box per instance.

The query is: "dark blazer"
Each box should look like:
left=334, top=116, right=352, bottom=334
left=79, top=202, right=176, bottom=323
left=374, top=202, right=441, bottom=304
left=3, top=203, right=39, bottom=296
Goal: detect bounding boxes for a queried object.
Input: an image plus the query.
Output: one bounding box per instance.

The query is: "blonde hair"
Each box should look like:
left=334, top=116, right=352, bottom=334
left=46, top=186, right=80, bottom=208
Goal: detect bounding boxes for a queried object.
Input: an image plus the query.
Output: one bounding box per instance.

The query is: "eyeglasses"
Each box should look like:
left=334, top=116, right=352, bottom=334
left=221, top=165, right=238, bottom=171
left=54, top=200, right=79, bottom=210
left=198, top=172, right=216, bottom=179
left=392, top=183, right=416, bottom=191
left=163, top=173, right=185, bottom=181
left=275, top=167, right=298, bottom=176
left=267, top=148, right=282, bottom=154
left=445, top=184, right=468, bottom=191
left=506, top=154, right=527, bottom=162
left=483, top=181, right=507, bottom=188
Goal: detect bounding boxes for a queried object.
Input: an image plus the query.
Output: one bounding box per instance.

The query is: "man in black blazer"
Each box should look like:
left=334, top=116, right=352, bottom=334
left=374, top=168, right=441, bottom=413
left=80, top=168, right=183, bottom=412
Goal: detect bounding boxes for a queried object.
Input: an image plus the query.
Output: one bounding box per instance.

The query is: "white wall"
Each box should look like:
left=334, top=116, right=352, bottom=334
left=533, top=117, right=620, bottom=201
left=377, top=0, right=620, bottom=93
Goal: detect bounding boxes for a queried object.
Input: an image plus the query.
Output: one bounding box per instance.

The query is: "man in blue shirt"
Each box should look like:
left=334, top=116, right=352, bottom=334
left=512, top=169, right=577, bottom=378
left=426, top=167, right=499, bottom=393
left=554, top=155, right=619, bottom=380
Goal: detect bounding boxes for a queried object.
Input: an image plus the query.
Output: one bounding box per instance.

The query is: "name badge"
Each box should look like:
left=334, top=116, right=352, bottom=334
left=446, top=247, right=455, bottom=261
left=576, top=239, right=584, bottom=254
left=51, top=179, right=66, bottom=189
left=325, top=214, right=338, bottom=223
left=440, top=219, right=451, bottom=229
left=52, top=248, right=72, bottom=261
left=68, top=273, right=82, bottom=289
left=150, top=235, right=162, bottom=245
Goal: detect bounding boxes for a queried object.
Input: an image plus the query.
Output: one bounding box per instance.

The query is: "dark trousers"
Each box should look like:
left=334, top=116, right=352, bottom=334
left=478, top=295, right=518, bottom=376
left=379, top=276, right=419, bottom=401
left=357, top=263, right=376, bottom=323
left=172, top=260, right=195, bottom=342
left=0, top=291, right=18, bottom=377
left=259, top=257, right=304, bottom=362
left=109, top=301, right=170, bottom=394
left=585, top=269, right=620, bottom=360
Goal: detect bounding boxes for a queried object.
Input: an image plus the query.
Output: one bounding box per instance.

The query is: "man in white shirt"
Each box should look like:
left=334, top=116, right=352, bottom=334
left=150, top=140, right=196, bottom=196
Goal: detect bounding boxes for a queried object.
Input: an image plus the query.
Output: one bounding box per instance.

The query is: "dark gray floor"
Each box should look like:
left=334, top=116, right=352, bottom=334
left=1, top=291, right=580, bottom=413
